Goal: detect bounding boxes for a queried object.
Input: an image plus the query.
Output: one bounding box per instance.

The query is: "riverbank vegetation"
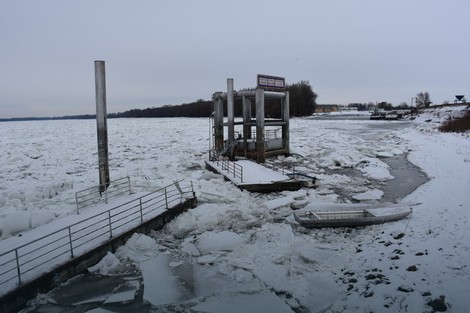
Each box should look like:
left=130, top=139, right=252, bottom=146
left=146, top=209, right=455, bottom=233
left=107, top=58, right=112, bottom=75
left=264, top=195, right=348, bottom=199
left=439, top=109, right=470, bottom=133
left=110, top=80, right=317, bottom=119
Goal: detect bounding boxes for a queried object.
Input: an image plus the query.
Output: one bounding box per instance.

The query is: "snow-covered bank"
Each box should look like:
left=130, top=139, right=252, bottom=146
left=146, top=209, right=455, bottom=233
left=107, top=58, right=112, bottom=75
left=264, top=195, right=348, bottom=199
left=327, top=122, right=470, bottom=312
left=2, top=108, right=469, bottom=312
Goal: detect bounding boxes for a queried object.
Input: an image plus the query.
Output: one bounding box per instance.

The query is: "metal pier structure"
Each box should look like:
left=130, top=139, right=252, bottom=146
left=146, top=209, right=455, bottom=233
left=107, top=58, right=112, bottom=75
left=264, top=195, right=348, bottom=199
left=206, top=75, right=312, bottom=192
left=0, top=180, right=197, bottom=313
left=211, top=76, right=290, bottom=164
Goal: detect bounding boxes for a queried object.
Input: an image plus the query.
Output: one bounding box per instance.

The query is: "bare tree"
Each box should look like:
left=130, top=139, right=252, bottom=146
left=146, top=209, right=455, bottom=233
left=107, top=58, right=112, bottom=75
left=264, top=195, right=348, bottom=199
left=416, top=92, right=432, bottom=108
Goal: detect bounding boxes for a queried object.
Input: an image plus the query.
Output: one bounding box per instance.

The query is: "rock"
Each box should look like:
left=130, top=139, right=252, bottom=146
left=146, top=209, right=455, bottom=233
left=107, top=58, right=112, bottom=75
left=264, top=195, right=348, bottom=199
left=363, top=291, right=374, bottom=298
left=365, top=274, right=377, bottom=280
left=392, top=232, right=405, bottom=240
left=427, top=295, right=447, bottom=312
left=398, top=285, right=414, bottom=293
left=407, top=265, right=418, bottom=272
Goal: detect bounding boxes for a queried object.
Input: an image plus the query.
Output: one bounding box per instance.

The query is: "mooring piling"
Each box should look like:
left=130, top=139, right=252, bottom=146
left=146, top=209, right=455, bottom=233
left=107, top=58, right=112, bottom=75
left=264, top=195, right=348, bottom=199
left=94, top=60, right=110, bottom=191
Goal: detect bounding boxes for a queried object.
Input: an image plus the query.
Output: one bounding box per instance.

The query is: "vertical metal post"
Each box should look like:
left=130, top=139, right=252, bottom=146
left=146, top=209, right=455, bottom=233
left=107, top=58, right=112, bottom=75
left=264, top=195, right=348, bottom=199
left=227, top=78, right=235, bottom=144
left=165, top=187, right=168, bottom=209
left=213, top=93, right=224, bottom=150
left=108, top=211, right=113, bottom=238
left=68, top=227, right=74, bottom=258
left=242, top=96, right=252, bottom=156
left=15, top=249, right=21, bottom=285
left=255, top=88, right=266, bottom=163
left=95, top=60, right=110, bottom=192
left=282, top=91, right=290, bottom=154
left=75, top=193, right=80, bottom=214
left=139, top=198, right=143, bottom=222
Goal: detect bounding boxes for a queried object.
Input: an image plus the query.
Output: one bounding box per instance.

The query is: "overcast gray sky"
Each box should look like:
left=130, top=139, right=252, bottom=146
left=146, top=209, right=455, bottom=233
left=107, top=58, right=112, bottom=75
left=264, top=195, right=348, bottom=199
left=1, top=0, right=469, bottom=118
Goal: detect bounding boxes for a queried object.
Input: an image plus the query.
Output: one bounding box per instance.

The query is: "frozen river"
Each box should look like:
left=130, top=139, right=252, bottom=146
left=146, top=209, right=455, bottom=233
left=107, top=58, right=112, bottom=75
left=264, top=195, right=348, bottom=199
left=10, top=115, right=439, bottom=313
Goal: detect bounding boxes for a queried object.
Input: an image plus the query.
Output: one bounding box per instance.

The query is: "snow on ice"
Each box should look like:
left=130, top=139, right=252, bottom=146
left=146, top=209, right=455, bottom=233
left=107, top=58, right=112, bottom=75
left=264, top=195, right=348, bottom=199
left=1, top=106, right=470, bottom=312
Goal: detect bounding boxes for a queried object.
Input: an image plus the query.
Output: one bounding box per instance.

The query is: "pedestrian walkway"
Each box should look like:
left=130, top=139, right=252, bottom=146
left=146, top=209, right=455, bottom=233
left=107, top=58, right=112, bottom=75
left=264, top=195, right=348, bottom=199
left=0, top=180, right=196, bottom=313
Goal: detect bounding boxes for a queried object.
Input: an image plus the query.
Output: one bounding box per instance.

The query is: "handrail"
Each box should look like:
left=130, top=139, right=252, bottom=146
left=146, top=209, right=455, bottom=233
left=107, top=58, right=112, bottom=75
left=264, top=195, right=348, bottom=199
left=209, top=142, right=244, bottom=183
left=265, top=160, right=295, bottom=176
left=0, top=180, right=195, bottom=296
left=213, top=157, right=243, bottom=182
left=75, top=176, right=131, bottom=213
left=250, top=128, right=280, bottom=140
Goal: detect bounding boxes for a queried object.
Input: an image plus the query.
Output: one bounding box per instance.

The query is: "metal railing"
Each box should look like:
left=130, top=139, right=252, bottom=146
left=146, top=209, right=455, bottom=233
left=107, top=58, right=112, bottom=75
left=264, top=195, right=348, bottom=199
left=209, top=148, right=243, bottom=182
left=209, top=146, right=221, bottom=161
left=250, top=129, right=280, bottom=140
left=0, top=180, right=194, bottom=297
left=75, top=176, right=131, bottom=213
left=217, top=158, right=243, bottom=182
left=265, top=160, right=296, bottom=176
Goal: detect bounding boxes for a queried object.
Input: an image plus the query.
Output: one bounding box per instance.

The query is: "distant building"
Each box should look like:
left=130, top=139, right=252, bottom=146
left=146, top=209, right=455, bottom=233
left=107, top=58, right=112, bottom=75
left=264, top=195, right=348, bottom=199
left=338, top=106, right=358, bottom=112
left=315, top=104, right=340, bottom=113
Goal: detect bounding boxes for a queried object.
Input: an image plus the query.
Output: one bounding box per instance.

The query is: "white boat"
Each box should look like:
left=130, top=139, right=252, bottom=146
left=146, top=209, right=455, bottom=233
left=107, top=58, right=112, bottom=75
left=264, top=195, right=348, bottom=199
left=294, top=206, right=412, bottom=228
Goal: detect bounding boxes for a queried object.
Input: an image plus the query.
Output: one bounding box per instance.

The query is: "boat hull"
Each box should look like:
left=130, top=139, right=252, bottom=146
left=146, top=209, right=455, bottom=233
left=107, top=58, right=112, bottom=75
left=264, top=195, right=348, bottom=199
left=294, top=207, right=412, bottom=228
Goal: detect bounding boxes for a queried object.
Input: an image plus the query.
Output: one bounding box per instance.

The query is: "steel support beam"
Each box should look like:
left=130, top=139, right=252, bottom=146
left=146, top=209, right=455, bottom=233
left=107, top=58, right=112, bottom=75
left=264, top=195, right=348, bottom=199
left=255, top=88, right=265, bottom=163
left=227, top=78, right=235, bottom=143
left=282, top=91, right=290, bottom=154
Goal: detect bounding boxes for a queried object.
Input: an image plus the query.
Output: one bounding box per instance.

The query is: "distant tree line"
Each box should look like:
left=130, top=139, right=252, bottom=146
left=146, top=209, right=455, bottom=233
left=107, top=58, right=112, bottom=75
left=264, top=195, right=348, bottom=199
left=347, top=101, right=411, bottom=111
left=0, top=114, right=96, bottom=122
left=285, top=80, right=317, bottom=116
left=110, top=81, right=317, bottom=119
left=346, top=92, right=435, bottom=111
left=0, top=81, right=317, bottom=122
left=109, top=99, right=213, bottom=118
left=415, top=92, right=432, bottom=108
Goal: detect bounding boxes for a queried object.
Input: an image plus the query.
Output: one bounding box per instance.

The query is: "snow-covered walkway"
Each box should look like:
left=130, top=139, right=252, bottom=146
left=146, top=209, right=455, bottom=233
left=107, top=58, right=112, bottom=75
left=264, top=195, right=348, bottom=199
left=0, top=180, right=193, bottom=298
left=206, top=159, right=290, bottom=185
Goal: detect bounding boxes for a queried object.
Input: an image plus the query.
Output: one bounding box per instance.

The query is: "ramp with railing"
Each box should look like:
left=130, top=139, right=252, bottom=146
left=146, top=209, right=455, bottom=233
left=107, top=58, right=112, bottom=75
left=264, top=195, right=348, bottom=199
left=0, top=180, right=195, bottom=302
left=209, top=148, right=243, bottom=182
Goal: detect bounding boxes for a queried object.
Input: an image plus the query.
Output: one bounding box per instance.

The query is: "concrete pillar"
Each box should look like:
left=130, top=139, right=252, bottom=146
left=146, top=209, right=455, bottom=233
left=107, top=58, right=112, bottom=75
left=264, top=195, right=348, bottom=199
left=94, top=60, right=110, bottom=191
left=282, top=91, right=290, bottom=154
left=242, top=96, right=252, bottom=155
left=255, top=88, right=265, bottom=163
left=227, top=78, right=235, bottom=143
left=213, top=93, right=224, bottom=150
